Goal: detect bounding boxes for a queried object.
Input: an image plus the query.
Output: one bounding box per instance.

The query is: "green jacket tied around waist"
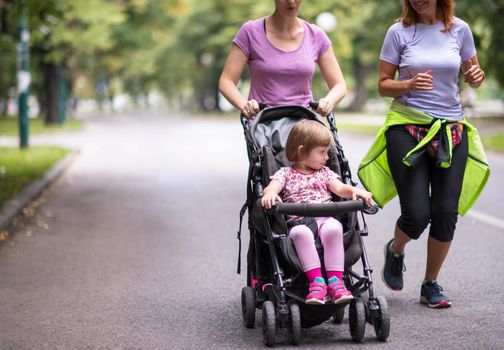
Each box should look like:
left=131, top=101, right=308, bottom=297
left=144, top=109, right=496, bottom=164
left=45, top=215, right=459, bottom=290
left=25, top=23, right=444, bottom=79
left=357, top=102, right=490, bottom=216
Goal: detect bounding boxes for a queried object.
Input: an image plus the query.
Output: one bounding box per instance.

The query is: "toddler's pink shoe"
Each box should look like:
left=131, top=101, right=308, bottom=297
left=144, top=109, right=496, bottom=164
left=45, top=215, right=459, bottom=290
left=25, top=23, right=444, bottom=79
left=305, top=278, right=327, bottom=305
left=328, top=276, right=353, bottom=304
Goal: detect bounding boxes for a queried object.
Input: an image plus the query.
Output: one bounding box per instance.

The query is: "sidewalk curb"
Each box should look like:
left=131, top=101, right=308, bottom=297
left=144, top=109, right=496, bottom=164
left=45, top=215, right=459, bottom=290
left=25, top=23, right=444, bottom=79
left=0, top=149, right=80, bottom=234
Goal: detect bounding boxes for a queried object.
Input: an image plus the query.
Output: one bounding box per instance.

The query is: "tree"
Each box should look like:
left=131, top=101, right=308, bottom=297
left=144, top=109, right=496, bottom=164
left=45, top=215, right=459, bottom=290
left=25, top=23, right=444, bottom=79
left=159, top=0, right=270, bottom=110
left=2, top=0, right=501, bottom=117
left=457, top=0, right=504, bottom=88
left=30, top=0, right=124, bottom=123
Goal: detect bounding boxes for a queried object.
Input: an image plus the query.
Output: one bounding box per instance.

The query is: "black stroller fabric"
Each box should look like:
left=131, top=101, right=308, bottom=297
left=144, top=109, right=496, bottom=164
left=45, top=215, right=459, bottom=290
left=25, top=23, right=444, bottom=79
left=249, top=108, right=361, bottom=274
left=242, top=105, right=365, bottom=328
left=238, top=105, right=389, bottom=338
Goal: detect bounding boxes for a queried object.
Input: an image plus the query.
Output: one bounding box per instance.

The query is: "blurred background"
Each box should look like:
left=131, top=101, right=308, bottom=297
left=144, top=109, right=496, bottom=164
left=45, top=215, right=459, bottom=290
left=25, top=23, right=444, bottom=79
left=0, top=0, right=503, bottom=121
left=1, top=3, right=503, bottom=347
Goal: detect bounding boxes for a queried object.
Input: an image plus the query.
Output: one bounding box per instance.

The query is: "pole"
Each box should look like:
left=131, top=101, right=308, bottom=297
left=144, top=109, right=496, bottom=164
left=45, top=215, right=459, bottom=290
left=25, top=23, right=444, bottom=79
left=57, top=65, right=67, bottom=124
left=16, top=2, right=30, bottom=149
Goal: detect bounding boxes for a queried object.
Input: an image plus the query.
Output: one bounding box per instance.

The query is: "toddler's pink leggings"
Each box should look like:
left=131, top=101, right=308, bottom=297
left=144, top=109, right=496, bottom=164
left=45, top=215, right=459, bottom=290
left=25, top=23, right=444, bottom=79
left=289, top=217, right=344, bottom=272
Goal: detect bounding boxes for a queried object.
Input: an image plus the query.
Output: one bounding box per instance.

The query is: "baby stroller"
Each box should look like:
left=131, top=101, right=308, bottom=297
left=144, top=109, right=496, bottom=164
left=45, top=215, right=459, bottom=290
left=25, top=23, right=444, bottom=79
left=236, top=102, right=390, bottom=346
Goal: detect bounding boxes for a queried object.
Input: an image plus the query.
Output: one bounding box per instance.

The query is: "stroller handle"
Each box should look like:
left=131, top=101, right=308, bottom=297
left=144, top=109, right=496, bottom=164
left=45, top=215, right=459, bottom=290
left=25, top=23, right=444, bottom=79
left=309, top=100, right=334, bottom=118
left=309, top=100, right=319, bottom=110
left=240, top=102, right=268, bottom=122
left=271, top=199, right=370, bottom=217
left=255, top=101, right=319, bottom=110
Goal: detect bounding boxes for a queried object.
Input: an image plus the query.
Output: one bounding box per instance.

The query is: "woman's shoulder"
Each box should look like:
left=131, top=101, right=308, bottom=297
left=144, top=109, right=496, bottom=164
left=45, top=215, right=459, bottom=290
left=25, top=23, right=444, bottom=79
left=447, top=17, right=473, bottom=40
left=302, top=20, right=324, bottom=33
left=238, top=18, right=265, bottom=33
left=451, top=17, right=471, bottom=31
left=386, top=19, right=413, bottom=35
left=301, top=19, right=328, bottom=38
left=301, top=19, right=331, bottom=52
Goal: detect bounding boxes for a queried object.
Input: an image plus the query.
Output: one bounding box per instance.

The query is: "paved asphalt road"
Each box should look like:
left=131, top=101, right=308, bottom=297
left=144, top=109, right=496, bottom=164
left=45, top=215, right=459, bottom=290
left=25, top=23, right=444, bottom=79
left=0, top=111, right=503, bottom=349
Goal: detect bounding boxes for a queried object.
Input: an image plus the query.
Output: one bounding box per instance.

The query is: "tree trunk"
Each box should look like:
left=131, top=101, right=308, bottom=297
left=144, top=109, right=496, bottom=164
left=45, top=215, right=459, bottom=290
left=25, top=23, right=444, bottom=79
left=348, top=61, right=374, bottom=112
left=42, top=63, right=59, bottom=124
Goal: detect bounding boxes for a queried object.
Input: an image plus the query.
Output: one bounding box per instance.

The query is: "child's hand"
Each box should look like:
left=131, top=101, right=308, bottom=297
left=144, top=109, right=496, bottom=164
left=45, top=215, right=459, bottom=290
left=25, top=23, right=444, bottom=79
left=261, top=192, right=283, bottom=209
left=352, top=188, right=373, bottom=206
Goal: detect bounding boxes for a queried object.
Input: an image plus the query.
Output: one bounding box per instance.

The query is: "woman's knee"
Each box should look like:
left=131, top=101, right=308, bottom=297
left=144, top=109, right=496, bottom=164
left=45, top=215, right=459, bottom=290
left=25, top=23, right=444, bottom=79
left=397, top=210, right=430, bottom=240
left=429, top=210, right=458, bottom=242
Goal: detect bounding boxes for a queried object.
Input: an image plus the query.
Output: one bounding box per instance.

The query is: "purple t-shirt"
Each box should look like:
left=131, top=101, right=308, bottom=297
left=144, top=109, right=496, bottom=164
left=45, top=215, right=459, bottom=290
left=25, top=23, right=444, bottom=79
left=233, top=18, right=331, bottom=107
left=380, top=18, right=477, bottom=120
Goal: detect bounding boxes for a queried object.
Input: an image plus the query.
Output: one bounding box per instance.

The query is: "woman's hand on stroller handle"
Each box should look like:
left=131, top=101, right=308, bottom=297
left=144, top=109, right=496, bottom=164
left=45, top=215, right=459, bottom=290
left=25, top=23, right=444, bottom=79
left=309, top=99, right=333, bottom=117
left=240, top=100, right=268, bottom=119
left=240, top=100, right=260, bottom=119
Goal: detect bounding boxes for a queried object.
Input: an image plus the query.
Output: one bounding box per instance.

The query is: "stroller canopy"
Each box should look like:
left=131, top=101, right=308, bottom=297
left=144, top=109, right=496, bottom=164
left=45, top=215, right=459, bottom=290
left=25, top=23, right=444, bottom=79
left=250, top=105, right=322, bottom=157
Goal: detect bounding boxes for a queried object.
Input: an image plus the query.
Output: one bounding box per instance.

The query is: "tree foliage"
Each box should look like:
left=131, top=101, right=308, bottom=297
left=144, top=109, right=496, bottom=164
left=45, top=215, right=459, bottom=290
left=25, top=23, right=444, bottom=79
left=0, top=0, right=502, bottom=115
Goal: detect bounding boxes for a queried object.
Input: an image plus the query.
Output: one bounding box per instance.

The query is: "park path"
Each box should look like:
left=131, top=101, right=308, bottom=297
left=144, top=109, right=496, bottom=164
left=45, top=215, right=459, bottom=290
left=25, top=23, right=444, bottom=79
left=0, top=111, right=503, bottom=349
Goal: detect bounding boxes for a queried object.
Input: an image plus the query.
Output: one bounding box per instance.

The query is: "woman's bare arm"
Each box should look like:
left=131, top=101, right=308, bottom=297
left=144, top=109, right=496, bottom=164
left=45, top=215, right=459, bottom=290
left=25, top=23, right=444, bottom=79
left=317, top=46, right=347, bottom=115
left=218, top=44, right=259, bottom=117
left=462, top=55, right=485, bottom=89
left=378, top=60, right=433, bottom=98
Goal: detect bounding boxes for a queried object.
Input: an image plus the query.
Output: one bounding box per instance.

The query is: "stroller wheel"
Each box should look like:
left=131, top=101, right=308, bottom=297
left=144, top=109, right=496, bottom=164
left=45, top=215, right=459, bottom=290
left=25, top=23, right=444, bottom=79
left=349, top=298, right=366, bottom=342
left=241, top=286, right=256, bottom=328
left=262, top=300, right=276, bottom=347
left=373, top=296, right=390, bottom=341
left=332, top=307, right=345, bottom=324
left=288, top=303, right=301, bottom=345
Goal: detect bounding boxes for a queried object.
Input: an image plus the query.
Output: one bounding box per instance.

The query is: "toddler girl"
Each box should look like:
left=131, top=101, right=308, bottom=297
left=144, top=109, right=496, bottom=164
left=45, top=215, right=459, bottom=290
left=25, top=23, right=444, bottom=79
left=261, top=119, right=372, bottom=304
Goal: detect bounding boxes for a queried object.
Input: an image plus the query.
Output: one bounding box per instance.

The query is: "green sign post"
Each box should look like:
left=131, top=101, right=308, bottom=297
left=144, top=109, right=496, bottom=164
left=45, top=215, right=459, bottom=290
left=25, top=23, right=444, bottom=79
left=16, top=1, right=30, bottom=149
left=57, top=66, right=67, bottom=124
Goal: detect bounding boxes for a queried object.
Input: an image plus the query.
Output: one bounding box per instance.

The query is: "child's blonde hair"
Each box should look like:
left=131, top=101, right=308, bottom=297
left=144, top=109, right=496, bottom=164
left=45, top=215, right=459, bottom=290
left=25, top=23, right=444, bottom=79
left=285, top=119, right=333, bottom=162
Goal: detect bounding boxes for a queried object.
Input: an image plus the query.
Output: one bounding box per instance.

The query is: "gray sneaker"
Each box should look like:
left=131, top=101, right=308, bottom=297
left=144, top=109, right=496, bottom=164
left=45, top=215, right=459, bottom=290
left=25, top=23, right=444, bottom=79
left=420, top=281, right=452, bottom=308
left=382, top=239, right=405, bottom=291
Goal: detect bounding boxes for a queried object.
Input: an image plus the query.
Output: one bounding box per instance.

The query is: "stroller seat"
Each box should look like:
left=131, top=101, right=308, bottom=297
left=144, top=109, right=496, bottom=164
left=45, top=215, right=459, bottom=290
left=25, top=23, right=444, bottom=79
left=250, top=111, right=362, bottom=273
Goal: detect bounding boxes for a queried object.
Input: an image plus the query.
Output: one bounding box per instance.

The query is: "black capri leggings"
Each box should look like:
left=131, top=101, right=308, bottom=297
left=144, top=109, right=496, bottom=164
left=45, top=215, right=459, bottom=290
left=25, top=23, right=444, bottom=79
left=385, top=125, right=468, bottom=242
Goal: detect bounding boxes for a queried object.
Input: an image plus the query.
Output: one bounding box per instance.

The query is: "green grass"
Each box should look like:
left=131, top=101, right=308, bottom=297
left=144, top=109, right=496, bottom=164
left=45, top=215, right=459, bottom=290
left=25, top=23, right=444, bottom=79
left=335, top=123, right=381, bottom=135
left=482, top=133, right=504, bottom=152
left=0, top=116, right=83, bottom=137
left=0, top=146, right=70, bottom=206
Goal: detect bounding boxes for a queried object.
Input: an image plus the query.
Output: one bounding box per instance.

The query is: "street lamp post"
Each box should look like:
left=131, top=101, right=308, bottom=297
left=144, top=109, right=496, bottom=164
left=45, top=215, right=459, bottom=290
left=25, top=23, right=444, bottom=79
left=16, top=1, right=30, bottom=149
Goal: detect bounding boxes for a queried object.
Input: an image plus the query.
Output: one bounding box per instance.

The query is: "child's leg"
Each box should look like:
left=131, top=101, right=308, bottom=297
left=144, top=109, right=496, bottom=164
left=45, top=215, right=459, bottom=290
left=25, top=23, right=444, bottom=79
left=316, top=217, right=353, bottom=303
left=289, top=224, right=322, bottom=280
left=316, top=217, right=344, bottom=276
left=289, top=224, right=327, bottom=304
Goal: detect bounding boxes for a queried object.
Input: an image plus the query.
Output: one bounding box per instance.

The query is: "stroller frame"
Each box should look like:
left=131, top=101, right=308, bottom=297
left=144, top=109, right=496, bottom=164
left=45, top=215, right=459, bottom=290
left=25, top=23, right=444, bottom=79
left=237, top=104, right=389, bottom=345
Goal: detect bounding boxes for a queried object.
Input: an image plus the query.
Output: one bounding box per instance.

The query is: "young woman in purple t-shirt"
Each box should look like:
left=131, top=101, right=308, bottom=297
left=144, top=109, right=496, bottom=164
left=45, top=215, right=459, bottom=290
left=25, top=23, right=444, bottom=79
left=218, top=0, right=347, bottom=118
left=378, top=0, right=485, bottom=308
